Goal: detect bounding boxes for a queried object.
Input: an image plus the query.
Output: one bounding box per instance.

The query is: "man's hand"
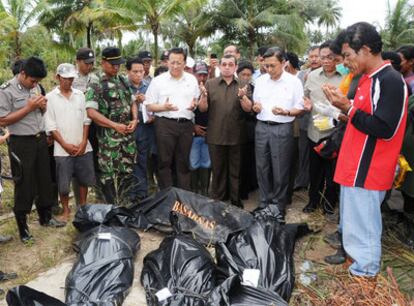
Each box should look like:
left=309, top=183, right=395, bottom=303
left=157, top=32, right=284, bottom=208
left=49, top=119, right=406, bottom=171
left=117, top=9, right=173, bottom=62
left=113, top=123, right=128, bottom=135
left=63, top=143, right=80, bottom=156
left=238, top=85, right=248, bottom=98
left=303, top=97, right=312, bottom=112
left=272, top=107, right=289, bottom=116
left=135, top=93, right=146, bottom=104
left=126, top=119, right=138, bottom=133
left=252, top=102, right=262, bottom=113
left=163, top=98, right=178, bottom=111
left=27, top=95, right=47, bottom=111
left=194, top=124, right=207, bottom=136
left=322, top=84, right=352, bottom=113
left=199, top=82, right=207, bottom=97
left=74, top=140, right=87, bottom=156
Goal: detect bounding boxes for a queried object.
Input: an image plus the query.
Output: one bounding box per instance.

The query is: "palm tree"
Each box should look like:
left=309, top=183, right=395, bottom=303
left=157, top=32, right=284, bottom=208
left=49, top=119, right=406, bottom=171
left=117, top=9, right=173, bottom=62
left=110, top=0, right=183, bottom=65
left=39, top=0, right=137, bottom=49
left=162, top=0, right=214, bottom=57
left=213, top=0, right=309, bottom=59
left=0, top=0, right=45, bottom=58
left=382, top=0, right=414, bottom=49
left=317, top=0, right=342, bottom=35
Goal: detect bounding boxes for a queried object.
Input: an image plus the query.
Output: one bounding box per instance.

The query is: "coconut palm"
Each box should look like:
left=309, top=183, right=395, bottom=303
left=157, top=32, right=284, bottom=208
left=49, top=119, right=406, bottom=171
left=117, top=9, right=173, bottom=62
left=382, top=0, right=414, bottom=49
left=317, top=0, right=342, bottom=34
left=0, top=0, right=45, bottom=58
left=162, top=0, right=214, bottom=57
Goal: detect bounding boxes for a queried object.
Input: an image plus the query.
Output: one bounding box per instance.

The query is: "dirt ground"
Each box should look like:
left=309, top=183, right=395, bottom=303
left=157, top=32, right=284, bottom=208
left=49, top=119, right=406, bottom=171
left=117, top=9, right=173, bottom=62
left=0, top=187, right=413, bottom=305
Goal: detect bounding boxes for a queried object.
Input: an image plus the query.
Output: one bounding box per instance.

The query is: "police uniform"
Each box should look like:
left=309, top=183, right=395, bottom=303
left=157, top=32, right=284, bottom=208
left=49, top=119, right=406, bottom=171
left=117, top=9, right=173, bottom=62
left=85, top=53, right=137, bottom=203
left=0, top=76, right=60, bottom=239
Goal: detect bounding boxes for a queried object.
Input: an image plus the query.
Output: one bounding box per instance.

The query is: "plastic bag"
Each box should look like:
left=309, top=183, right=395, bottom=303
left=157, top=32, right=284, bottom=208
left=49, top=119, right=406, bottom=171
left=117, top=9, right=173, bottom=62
left=216, top=208, right=310, bottom=302
left=65, top=225, right=140, bottom=305
left=394, top=155, right=412, bottom=188
left=132, top=187, right=253, bottom=244
left=141, top=234, right=217, bottom=305
left=6, top=285, right=66, bottom=306
left=72, top=204, right=151, bottom=232
left=207, top=275, right=287, bottom=306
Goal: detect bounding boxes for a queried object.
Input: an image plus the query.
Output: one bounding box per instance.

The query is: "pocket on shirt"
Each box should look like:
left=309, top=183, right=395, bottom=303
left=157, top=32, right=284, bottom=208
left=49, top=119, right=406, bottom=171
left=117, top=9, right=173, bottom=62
left=13, top=98, right=27, bottom=109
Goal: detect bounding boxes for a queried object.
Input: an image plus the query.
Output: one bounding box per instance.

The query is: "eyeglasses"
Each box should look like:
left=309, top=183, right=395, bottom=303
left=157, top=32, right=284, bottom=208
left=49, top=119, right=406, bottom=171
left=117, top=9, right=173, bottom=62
left=320, top=55, right=335, bottom=61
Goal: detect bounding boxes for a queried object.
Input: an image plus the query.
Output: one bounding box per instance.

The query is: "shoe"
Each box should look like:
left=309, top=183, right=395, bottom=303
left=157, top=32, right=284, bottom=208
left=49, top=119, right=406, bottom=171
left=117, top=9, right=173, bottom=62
left=324, top=231, right=342, bottom=249
left=41, top=218, right=66, bottom=228
left=324, top=248, right=346, bottom=265
left=15, top=213, right=33, bottom=243
left=0, top=271, right=17, bottom=282
left=302, top=202, right=317, bottom=213
left=0, top=235, right=12, bottom=244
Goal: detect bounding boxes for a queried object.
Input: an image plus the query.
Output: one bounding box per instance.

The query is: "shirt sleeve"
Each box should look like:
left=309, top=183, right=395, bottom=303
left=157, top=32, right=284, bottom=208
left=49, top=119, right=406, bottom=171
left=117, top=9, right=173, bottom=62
left=80, top=94, right=91, bottom=125
left=85, top=83, right=109, bottom=117
left=293, top=78, right=304, bottom=109
left=44, top=94, right=57, bottom=132
left=144, top=79, right=159, bottom=105
left=0, top=90, right=12, bottom=117
left=350, top=75, right=407, bottom=140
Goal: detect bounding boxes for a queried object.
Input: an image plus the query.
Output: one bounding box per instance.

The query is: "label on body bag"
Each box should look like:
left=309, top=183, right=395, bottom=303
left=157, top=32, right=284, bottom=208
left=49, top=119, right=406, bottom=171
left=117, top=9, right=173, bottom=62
left=98, top=233, right=112, bottom=240
left=155, top=287, right=172, bottom=301
left=242, top=269, right=260, bottom=287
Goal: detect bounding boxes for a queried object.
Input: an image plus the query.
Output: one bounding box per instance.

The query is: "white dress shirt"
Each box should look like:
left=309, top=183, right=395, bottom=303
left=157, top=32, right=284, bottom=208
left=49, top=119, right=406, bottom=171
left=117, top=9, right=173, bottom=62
left=45, top=87, right=92, bottom=156
left=253, top=72, right=304, bottom=123
left=144, top=71, right=199, bottom=120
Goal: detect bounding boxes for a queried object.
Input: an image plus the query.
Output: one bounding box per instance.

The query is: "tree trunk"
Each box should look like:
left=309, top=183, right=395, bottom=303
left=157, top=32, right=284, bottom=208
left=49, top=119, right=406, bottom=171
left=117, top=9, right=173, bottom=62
left=87, top=22, right=92, bottom=49
left=152, top=24, right=159, bottom=67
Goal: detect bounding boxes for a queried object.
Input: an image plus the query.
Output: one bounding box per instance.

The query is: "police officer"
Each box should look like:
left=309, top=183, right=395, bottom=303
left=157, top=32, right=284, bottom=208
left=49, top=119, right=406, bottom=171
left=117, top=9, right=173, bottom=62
left=0, top=57, right=65, bottom=243
left=86, top=47, right=138, bottom=204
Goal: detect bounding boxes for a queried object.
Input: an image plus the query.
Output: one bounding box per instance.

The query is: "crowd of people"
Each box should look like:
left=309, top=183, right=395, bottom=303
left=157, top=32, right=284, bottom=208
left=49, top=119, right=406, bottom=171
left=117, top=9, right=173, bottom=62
left=0, top=21, right=413, bottom=282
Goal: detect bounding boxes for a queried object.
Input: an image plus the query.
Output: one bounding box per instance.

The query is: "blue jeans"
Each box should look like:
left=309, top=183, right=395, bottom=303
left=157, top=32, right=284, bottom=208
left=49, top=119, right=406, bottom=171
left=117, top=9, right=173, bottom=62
left=341, top=185, right=386, bottom=276
left=189, top=136, right=210, bottom=169
left=132, top=122, right=155, bottom=198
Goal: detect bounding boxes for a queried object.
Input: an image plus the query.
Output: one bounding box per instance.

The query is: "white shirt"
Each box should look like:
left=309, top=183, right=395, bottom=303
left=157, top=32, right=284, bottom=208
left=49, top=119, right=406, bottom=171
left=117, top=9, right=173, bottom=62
left=253, top=72, right=304, bottom=123
left=144, top=71, right=199, bottom=120
left=45, top=87, right=92, bottom=157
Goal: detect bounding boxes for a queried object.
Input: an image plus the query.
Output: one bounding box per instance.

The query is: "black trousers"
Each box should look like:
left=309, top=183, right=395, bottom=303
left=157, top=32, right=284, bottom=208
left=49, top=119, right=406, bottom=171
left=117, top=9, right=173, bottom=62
left=209, top=144, right=241, bottom=203
left=9, top=134, right=55, bottom=214
left=155, top=117, right=193, bottom=190
left=308, top=138, right=338, bottom=212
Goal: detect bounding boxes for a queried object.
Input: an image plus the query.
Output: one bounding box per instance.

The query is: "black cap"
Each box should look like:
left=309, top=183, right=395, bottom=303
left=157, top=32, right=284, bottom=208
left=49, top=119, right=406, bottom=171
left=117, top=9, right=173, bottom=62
left=76, top=48, right=95, bottom=64
left=160, top=50, right=169, bottom=61
left=193, top=61, right=208, bottom=74
left=138, top=50, right=152, bottom=60
left=102, top=47, right=125, bottom=65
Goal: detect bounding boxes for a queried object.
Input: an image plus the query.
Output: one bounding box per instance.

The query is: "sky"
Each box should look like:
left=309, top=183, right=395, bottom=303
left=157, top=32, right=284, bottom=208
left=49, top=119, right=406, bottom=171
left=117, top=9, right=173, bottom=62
left=339, top=0, right=398, bottom=28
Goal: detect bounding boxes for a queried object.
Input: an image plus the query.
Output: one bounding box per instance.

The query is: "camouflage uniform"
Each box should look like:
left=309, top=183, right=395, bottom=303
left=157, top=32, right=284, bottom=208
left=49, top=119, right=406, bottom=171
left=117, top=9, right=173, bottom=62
left=85, top=73, right=137, bottom=186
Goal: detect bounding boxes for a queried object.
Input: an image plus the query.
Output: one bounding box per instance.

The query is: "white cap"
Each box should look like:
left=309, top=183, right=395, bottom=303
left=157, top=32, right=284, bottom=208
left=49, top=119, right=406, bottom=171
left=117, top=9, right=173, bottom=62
left=186, top=56, right=195, bottom=68
left=56, top=63, right=77, bottom=78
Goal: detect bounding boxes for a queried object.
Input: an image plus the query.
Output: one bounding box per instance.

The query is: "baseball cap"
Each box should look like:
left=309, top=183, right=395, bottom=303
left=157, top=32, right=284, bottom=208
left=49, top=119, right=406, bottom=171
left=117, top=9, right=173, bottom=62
left=138, top=51, right=152, bottom=60
left=102, top=47, right=125, bottom=65
left=160, top=50, right=169, bottom=61
left=193, top=61, right=208, bottom=74
left=76, top=48, right=95, bottom=64
left=56, top=63, right=77, bottom=78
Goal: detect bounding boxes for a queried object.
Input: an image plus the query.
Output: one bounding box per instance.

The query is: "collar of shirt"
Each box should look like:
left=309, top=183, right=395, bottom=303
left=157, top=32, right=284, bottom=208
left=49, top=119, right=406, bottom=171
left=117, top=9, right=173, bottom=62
left=129, top=79, right=149, bottom=92
left=368, top=62, right=392, bottom=78
left=54, top=86, right=82, bottom=100
left=167, top=71, right=188, bottom=82
left=12, top=76, right=29, bottom=92
left=218, top=75, right=239, bottom=86
left=318, top=67, right=342, bottom=78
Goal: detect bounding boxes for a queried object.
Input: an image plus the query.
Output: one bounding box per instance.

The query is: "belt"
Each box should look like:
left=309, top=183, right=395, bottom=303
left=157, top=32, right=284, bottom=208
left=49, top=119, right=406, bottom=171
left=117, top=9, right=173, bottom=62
left=161, top=117, right=191, bottom=123
left=259, top=120, right=284, bottom=126
left=10, top=132, right=45, bottom=138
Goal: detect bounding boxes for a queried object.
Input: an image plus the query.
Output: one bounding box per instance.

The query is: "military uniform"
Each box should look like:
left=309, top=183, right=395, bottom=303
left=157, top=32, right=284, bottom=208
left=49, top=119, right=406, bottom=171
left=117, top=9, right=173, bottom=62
left=85, top=72, right=137, bottom=191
